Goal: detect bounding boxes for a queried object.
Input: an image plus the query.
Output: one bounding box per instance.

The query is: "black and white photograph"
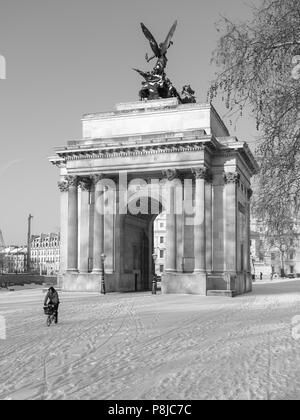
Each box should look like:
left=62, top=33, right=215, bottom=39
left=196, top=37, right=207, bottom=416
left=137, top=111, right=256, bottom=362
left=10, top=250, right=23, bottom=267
left=0, top=0, right=300, bottom=404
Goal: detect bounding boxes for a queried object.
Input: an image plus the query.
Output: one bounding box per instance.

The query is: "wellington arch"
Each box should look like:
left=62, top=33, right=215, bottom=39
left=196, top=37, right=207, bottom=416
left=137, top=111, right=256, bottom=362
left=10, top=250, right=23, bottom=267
left=50, top=98, right=259, bottom=296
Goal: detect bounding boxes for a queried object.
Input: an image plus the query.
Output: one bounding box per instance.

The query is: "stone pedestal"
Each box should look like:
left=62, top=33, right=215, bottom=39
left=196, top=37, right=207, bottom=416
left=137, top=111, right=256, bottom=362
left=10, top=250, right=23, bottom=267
left=162, top=272, right=207, bottom=295
left=62, top=272, right=101, bottom=292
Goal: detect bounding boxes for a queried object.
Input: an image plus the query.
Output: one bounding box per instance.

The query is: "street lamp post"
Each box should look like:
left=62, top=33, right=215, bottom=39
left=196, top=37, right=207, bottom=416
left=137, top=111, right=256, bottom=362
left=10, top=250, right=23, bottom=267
left=152, top=252, right=158, bottom=294
left=280, top=244, right=286, bottom=278
left=101, top=253, right=106, bottom=295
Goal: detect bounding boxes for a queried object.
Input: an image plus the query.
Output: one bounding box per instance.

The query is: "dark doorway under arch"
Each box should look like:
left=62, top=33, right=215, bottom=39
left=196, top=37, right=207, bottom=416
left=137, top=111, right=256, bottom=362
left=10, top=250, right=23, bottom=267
left=117, top=197, right=164, bottom=292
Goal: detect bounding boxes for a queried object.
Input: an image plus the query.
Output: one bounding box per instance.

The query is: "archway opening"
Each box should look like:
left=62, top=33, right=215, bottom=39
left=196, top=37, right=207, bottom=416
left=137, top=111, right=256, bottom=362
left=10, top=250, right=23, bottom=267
left=120, top=196, right=166, bottom=292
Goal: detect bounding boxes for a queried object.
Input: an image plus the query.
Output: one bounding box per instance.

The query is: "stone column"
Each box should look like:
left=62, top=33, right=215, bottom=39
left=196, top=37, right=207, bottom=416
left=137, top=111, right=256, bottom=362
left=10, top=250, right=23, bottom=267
left=78, top=177, right=92, bottom=273
left=176, top=177, right=184, bottom=272
left=205, top=174, right=213, bottom=273
left=223, top=172, right=240, bottom=277
left=176, top=211, right=184, bottom=272
left=104, top=184, right=116, bottom=274
left=192, top=167, right=207, bottom=272
left=66, top=176, right=79, bottom=272
left=164, top=170, right=177, bottom=272
left=92, top=174, right=104, bottom=273
left=57, top=177, right=69, bottom=275
left=247, top=188, right=253, bottom=274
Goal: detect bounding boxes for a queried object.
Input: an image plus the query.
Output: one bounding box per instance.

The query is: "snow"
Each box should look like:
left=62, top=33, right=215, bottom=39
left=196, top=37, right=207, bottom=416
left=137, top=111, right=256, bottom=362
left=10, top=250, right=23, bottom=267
left=0, top=279, right=300, bottom=400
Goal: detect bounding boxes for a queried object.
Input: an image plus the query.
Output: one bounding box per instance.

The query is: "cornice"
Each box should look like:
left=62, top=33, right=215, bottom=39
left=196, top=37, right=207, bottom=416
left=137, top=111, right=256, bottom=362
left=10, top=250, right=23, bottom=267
left=82, top=102, right=212, bottom=122
left=218, top=143, right=259, bottom=175
left=51, top=140, right=212, bottom=163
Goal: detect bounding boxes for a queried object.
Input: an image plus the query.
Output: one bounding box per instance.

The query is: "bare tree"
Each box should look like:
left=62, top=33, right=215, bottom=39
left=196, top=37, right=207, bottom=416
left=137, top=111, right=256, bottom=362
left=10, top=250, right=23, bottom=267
left=264, top=212, right=297, bottom=277
left=210, top=0, right=300, bottom=210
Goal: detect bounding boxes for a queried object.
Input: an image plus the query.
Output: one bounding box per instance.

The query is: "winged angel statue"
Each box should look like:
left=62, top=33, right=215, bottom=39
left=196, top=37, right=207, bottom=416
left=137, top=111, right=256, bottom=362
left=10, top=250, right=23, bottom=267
left=142, top=20, right=177, bottom=71
left=133, top=21, right=196, bottom=103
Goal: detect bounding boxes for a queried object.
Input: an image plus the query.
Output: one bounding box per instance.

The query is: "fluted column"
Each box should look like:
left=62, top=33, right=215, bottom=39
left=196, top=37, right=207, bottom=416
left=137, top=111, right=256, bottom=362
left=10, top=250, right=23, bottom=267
left=164, top=169, right=177, bottom=272
left=78, top=177, right=92, bottom=273
left=192, top=167, right=207, bottom=272
left=175, top=176, right=184, bottom=272
left=223, top=172, right=240, bottom=274
left=247, top=188, right=253, bottom=273
left=92, top=174, right=104, bottom=273
left=65, top=176, right=79, bottom=272
left=57, top=177, right=69, bottom=274
left=205, top=173, right=213, bottom=273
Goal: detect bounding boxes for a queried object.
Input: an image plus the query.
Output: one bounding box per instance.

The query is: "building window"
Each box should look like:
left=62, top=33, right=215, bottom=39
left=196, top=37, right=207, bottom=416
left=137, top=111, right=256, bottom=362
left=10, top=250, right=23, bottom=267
left=160, top=222, right=164, bottom=228
left=160, top=236, right=164, bottom=244
left=290, top=266, right=294, bottom=274
left=160, top=265, right=164, bottom=273
left=160, top=250, right=164, bottom=258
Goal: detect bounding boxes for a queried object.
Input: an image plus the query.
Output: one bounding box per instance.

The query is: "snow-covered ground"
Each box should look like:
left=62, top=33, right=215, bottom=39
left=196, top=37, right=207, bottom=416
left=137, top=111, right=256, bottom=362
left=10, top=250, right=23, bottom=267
left=0, top=279, right=300, bottom=400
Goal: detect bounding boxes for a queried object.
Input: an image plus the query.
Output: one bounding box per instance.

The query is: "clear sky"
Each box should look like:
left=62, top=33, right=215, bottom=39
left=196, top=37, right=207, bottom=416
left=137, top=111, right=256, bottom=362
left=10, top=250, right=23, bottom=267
left=0, top=0, right=260, bottom=245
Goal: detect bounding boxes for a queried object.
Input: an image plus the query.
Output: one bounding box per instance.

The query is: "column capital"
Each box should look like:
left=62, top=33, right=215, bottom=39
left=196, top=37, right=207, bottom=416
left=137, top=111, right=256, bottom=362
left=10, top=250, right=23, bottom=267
left=162, top=169, right=178, bottom=181
left=65, top=175, right=78, bottom=187
left=192, top=167, right=211, bottom=181
left=223, top=172, right=240, bottom=184
left=58, top=179, right=69, bottom=192
left=92, top=173, right=105, bottom=185
left=78, top=176, right=92, bottom=191
left=58, top=175, right=78, bottom=192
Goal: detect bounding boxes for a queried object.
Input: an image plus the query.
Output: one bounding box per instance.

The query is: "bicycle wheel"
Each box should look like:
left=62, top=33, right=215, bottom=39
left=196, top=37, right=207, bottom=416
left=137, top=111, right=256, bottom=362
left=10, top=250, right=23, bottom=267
left=47, top=315, right=52, bottom=327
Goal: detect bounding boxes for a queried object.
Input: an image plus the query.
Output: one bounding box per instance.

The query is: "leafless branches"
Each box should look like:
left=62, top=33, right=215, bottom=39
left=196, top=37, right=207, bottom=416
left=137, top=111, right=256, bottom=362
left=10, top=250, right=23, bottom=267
left=211, top=0, right=300, bottom=224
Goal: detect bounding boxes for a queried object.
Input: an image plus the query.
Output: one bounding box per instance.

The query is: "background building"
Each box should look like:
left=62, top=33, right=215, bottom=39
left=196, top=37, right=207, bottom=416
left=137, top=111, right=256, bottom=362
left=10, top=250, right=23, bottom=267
left=0, top=232, right=60, bottom=276
left=250, top=219, right=300, bottom=279
left=153, top=212, right=167, bottom=277
left=30, top=233, right=60, bottom=275
left=0, top=246, right=27, bottom=274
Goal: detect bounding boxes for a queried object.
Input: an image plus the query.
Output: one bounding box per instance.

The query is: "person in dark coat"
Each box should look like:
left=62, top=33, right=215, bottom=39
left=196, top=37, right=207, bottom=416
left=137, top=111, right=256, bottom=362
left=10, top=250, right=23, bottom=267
left=44, top=287, right=60, bottom=324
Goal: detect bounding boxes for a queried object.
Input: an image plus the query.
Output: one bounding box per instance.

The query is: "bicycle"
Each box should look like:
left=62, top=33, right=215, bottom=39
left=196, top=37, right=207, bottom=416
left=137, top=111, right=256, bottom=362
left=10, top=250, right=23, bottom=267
left=43, top=304, right=57, bottom=327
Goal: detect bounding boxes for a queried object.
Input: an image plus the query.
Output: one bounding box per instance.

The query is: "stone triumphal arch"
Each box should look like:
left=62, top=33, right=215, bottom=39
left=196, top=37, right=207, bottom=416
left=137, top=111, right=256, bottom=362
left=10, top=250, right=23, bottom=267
left=50, top=98, right=258, bottom=296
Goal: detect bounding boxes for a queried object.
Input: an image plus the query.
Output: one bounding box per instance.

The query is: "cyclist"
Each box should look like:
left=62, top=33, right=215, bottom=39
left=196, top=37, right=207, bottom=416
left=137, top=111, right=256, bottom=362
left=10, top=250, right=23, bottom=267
left=44, top=287, right=60, bottom=324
